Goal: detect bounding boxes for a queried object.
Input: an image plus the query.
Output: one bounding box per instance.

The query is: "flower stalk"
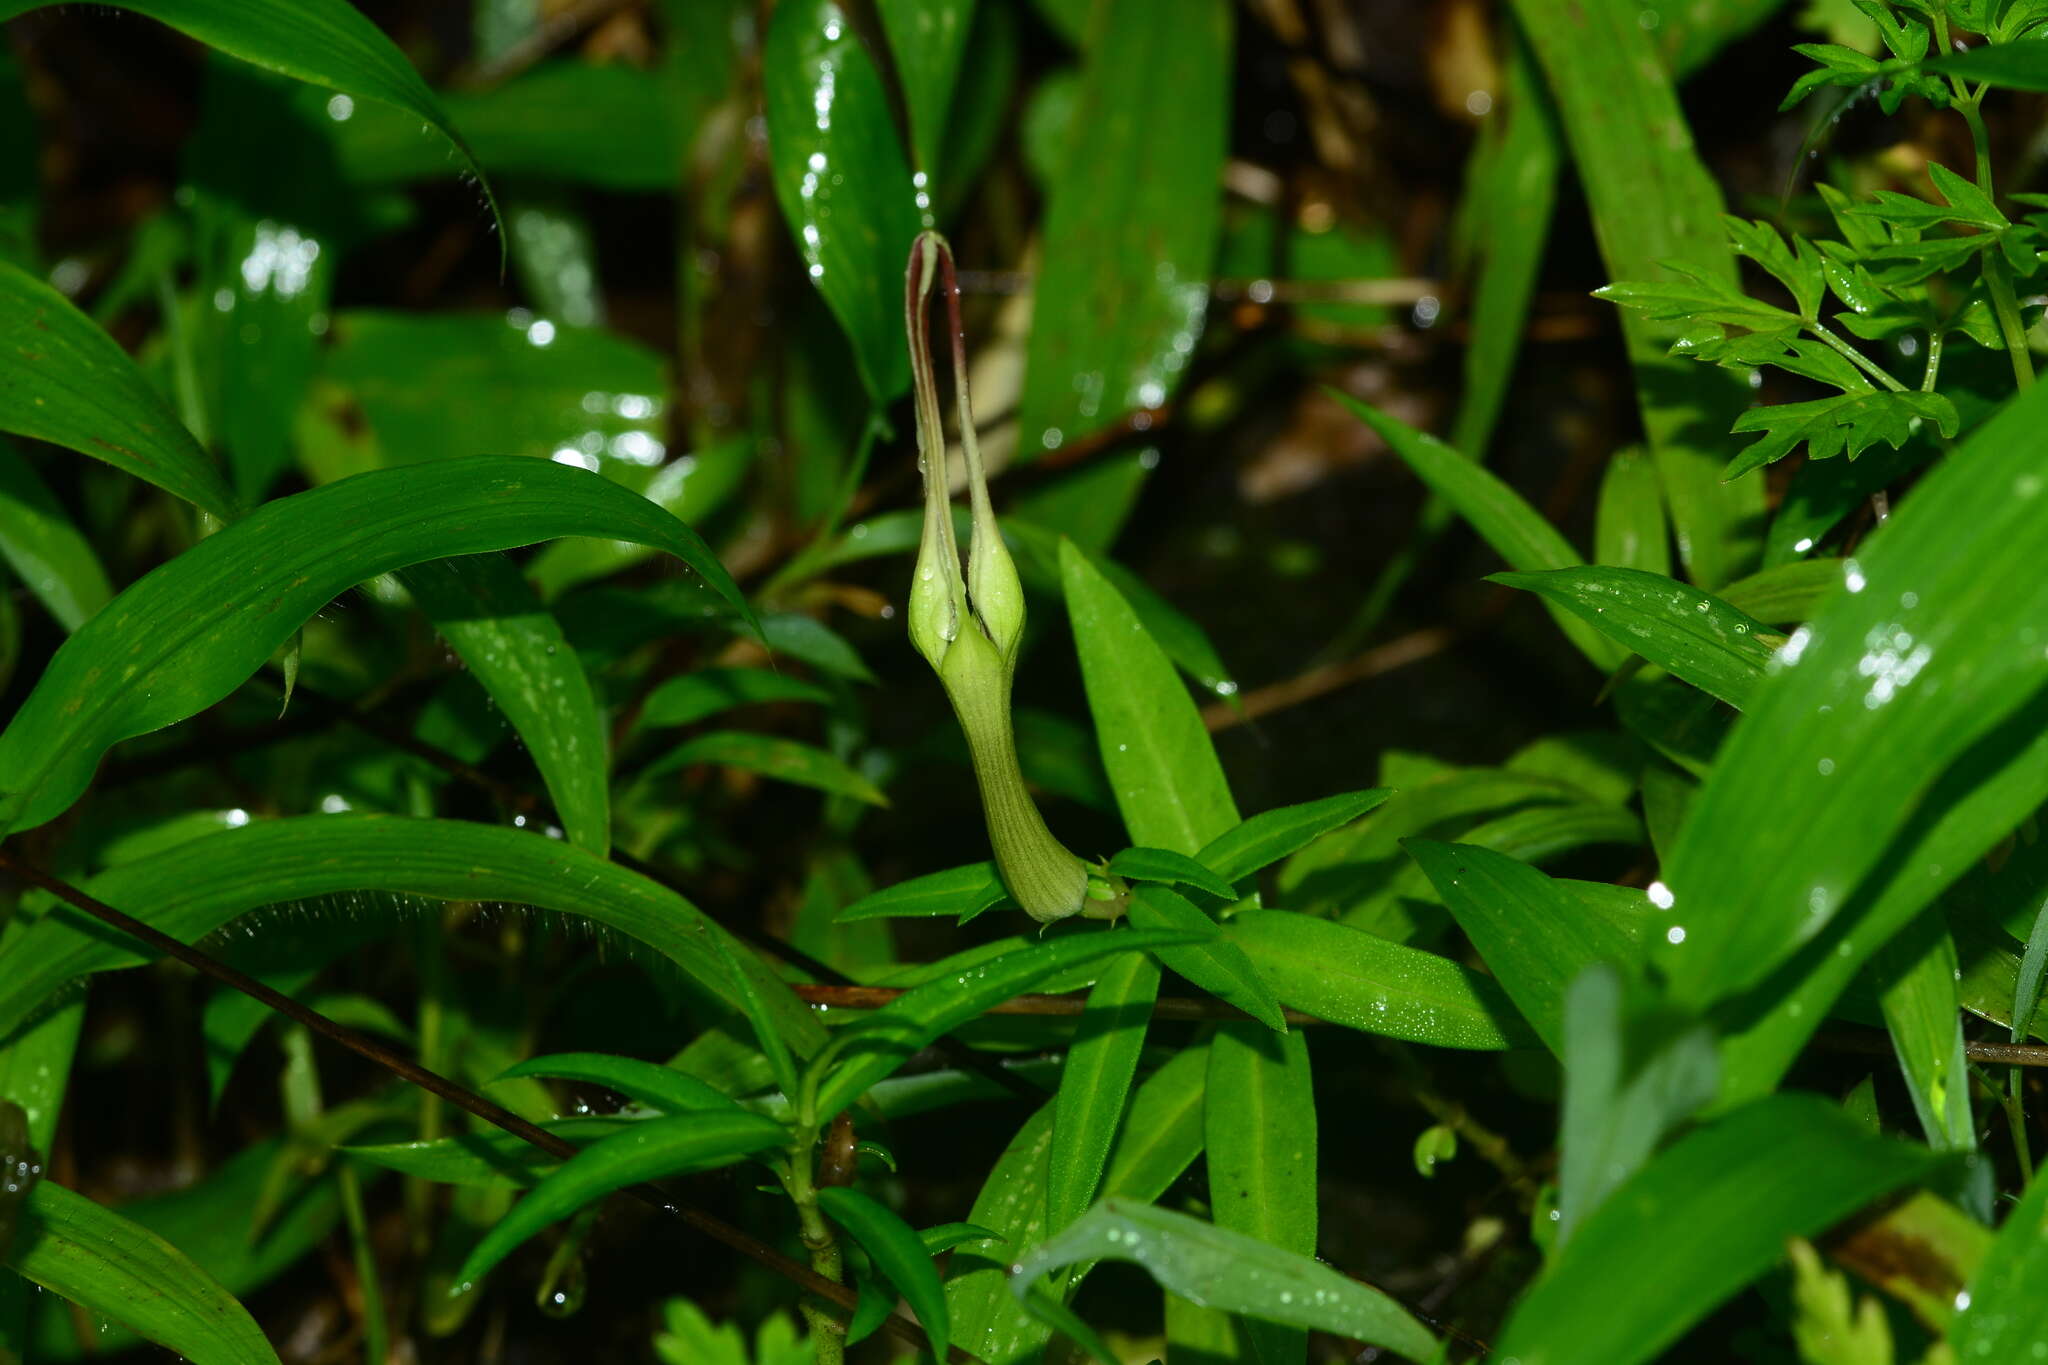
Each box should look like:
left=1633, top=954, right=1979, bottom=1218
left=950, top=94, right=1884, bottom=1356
left=904, top=232, right=1121, bottom=924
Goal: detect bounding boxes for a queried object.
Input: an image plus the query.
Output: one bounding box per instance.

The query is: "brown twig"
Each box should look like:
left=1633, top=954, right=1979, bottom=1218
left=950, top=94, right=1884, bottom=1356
left=0, top=849, right=982, bottom=1365
left=452, top=0, right=638, bottom=89
left=1201, top=626, right=1459, bottom=732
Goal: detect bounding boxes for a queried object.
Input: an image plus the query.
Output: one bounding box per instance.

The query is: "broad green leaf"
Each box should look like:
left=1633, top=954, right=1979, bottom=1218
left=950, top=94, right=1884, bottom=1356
left=0, top=0, right=494, bottom=230
left=0, top=441, right=111, bottom=631
left=1062, top=539, right=1239, bottom=854
left=1222, top=908, right=1532, bottom=1050
left=1511, top=0, right=1764, bottom=588
left=528, top=438, right=752, bottom=598
left=0, top=457, right=748, bottom=837
left=344, top=1119, right=633, bottom=1189
left=1404, top=840, right=1647, bottom=1054
left=1490, top=566, right=1777, bottom=710
left=1870, top=921, right=1974, bottom=1151
left=407, top=556, right=610, bottom=853
left=332, top=62, right=674, bottom=191
left=813, top=928, right=1200, bottom=1122
left=1195, top=789, right=1393, bottom=885
left=1555, top=966, right=1718, bottom=1247
left=1831, top=1189, right=1990, bottom=1333
left=1207, top=1024, right=1316, bottom=1365
left=637, top=668, right=833, bottom=732
left=0, top=815, right=825, bottom=1061
left=1660, top=378, right=2048, bottom=1010
left=6, top=1181, right=279, bottom=1365
left=817, top=1187, right=950, bottom=1361
left=1329, top=392, right=1619, bottom=670
left=835, top=861, right=1014, bottom=923
left=1011, top=1198, right=1437, bottom=1363
left=649, top=730, right=888, bottom=806
left=761, top=612, right=875, bottom=684
left=1048, top=953, right=1159, bottom=1232
left=322, top=311, right=669, bottom=473
left=2013, top=893, right=2048, bottom=1045
left=1106, top=847, right=1237, bottom=900
left=762, top=0, right=922, bottom=402
left=456, top=1111, right=792, bottom=1284
left=1716, top=558, right=1842, bottom=625
left=1949, top=1162, right=2048, bottom=1357
left=1924, top=41, right=2048, bottom=90
left=498, top=1054, right=743, bottom=1117
left=0, top=262, right=237, bottom=520
left=946, top=1103, right=1056, bottom=1365
left=1492, top=1094, right=1937, bottom=1365
left=1594, top=446, right=1670, bottom=577
left=1014, top=0, right=1230, bottom=456
left=875, top=0, right=973, bottom=188
left=1124, top=884, right=1285, bottom=1030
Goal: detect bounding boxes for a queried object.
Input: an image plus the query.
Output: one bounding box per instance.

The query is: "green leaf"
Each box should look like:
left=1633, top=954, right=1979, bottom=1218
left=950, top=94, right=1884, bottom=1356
left=0, top=815, right=825, bottom=1063
left=0, top=262, right=237, bottom=521
left=649, top=731, right=888, bottom=807
left=1125, top=884, right=1286, bottom=1031
left=1594, top=267, right=1801, bottom=334
left=1870, top=921, right=1974, bottom=1151
left=0, top=457, right=749, bottom=837
left=1011, top=1198, right=1437, bottom=1363
left=407, top=556, right=610, bottom=853
left=874, top=0, right=973, bottom=188
left=1924, top=40, right=2048, bottom=90
left=946, top=1104, right=1056, bottom=1365
left=1328, top=392, right=1619, bottom=669
left=1013, top=0, right=1231, bottom=456
left=1194, top=789, right=1394, bottom=885
left=1555, top=966, right=1718, bottom=1247
left=1222, top=908, right=1533, bottom=1050
left=1787, top=1238, right=1897, bottom=1365
left=6, top=1181, right=279, bottom=1365
left=1658, top=377, right=2048, bottom=1013
left=1062, top=538, right=1240, bottom=853
left=812, top=928, right=1201, bottom=1122
left=497, top=1054, right=744, bottom=1117
left=0, top=1102, right=34, bottom=1262
left=1725, top=390, right=1958, bottom=480
left=0, top=440, right=112, bottom=631
left=762, top=0, right=922, bottom=402
left=1513, top=0, right=1763, bottom=588
left=1048, top=953, right=1159, bottom=1233
left=1594, top=447, right=1671, bottom=577
left=1716, top=558, right=1844, bottom=624
left=1106, top=847, right=1237, bottom=900
left=835, top=861, right=1014, bottom=923
left=344, top=1120, right=633, bottom=1190
left=1490, top=566, right=1778, bottom=710
left=0, top=0, right=495, bottom=235
left=817, top=1187, right=950, bottom=1361
left=1949, top=1162, right=2048, bottom=1357
left=636, top=668, right=833, bottom=732
left=1492, top=1094, right=1937, bottom=1365
left=1725, top=216, right=1827, bottom=319
left=1403, top=840, right=1648, bottom=1054
left=456, top=1111, right=792, bottom=1285
left=1206, top=1023, right=1316, bottom=1365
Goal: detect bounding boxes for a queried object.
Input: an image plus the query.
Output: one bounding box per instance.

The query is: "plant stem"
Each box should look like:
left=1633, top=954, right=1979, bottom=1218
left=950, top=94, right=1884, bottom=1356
left=781, top=1136, right=847, bottom=1365
left=1921, top=330, right=1945, bottom=392
left=1810, top=321, right=1910, bottom=392
left=2007, top=1069, right=2036, bottom=1185
left=1982, top=251, right=2036, bottom=390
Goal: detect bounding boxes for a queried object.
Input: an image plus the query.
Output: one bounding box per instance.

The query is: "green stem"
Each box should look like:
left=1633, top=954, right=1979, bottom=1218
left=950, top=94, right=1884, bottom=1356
left=337, top=1163, right=390, bottom=1365
left=1810, top=321, right=1909, bottom=392
left=1982, top=251, right=2036, bottom=390
left=1920, top=330, right=1945, bottom=392
left=780, top=1135, right=846, bottom=1365
left=2006, top=1068, right=2035, bottom=1186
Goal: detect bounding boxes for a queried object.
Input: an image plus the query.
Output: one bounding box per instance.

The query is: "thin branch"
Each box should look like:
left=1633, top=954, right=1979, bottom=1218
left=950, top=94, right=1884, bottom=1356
left=1202, top=626, right=1459, bottom=732
left=0, top=850, right=982, bottom=1365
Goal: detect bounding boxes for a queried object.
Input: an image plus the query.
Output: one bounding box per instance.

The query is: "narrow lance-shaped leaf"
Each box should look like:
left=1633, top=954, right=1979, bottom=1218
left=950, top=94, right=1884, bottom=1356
left=817, top=1187, right=950, bottom=1362
left=0, top=457, right=751, bottom=837
left=1124, top=883, right=1286, bottom=1030
left=1207, top=1024, right=1317, bottom=1365
left=1011, top=1198, right=1438, bottom=1364
left=6, top=1181, right=281, bottom=1365
left=1490, top=566, right=1777, bottom=710
left=1492, top=1094, right=1937, bottom=1365
left=1106, top=847, right=1237, bottom=900
left=456, top=1111, right=792, bottom=1285
left=0, top=815, right=826, bottom=1062
left=813, top=928, right=1201, bottom=1122
left=835, top=861, right=1014, bottom=923
left=649, top=730, right=889, bottom=807
left=1048, top=953, right=1159, bottom=1233
left=1013, top=0, right=1231, bottom=457
left=496, top=1054, right=745, bottom=1117
left=0, top=440, right=113, bottom=631
left=1948, top=1161, right=2048, bottom=1358
left=0, top=261, right=237, bottom=521
left=874, top=0, right=973, bottom=189
left=1195, top=789, right=1393, bottom=885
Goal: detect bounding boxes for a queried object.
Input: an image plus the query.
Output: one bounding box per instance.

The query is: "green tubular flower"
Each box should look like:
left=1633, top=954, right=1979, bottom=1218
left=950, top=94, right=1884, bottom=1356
left=903, top=232, right=1117, bottom=924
